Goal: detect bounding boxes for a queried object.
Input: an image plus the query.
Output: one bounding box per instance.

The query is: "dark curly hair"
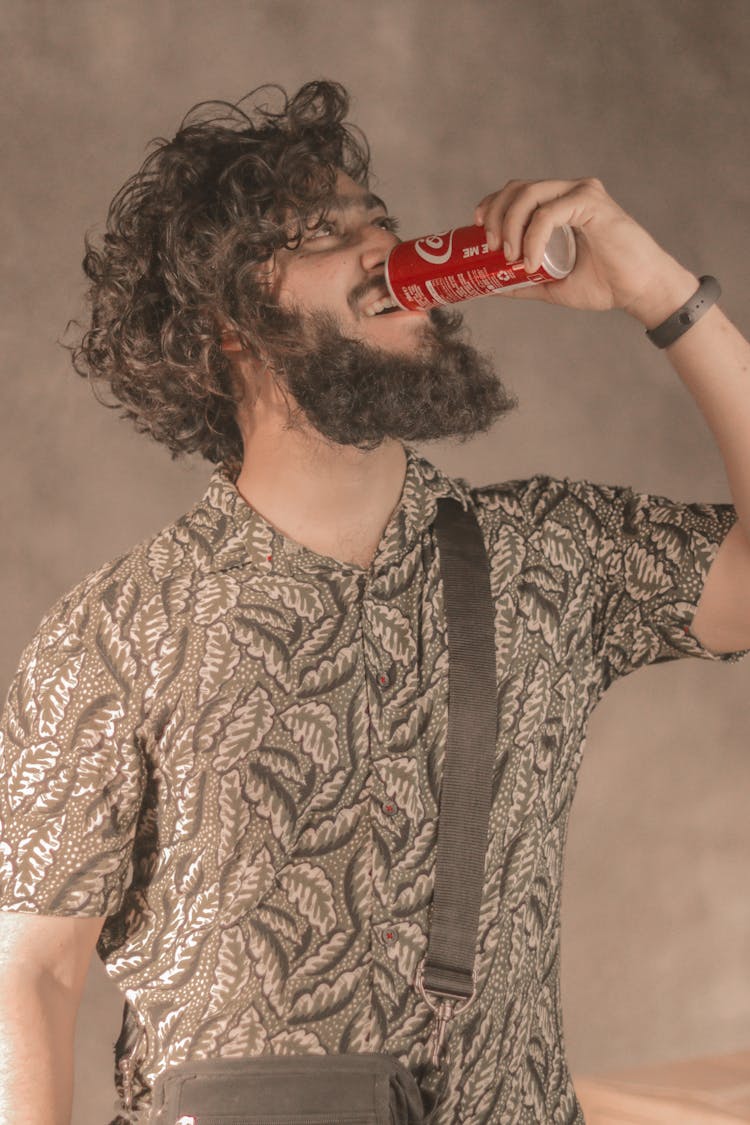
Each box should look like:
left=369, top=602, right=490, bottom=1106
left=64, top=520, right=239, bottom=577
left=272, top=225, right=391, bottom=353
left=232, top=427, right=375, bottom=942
left=70, top=79, right=372, bottom=477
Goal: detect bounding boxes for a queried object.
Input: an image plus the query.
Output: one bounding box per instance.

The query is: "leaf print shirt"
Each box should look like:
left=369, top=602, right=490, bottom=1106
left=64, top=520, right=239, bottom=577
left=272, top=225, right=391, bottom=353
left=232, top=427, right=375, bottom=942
left=0, top=444, right=747, bottom=1125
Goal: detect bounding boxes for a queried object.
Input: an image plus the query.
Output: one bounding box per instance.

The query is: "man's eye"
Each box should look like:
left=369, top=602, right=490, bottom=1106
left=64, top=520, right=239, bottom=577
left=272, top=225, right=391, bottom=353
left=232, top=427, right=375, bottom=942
left=305, top=215, right=401, bottom=241
left=308, top=220, right=337, bottom=239
left=376, top=215, right=401, bottom=233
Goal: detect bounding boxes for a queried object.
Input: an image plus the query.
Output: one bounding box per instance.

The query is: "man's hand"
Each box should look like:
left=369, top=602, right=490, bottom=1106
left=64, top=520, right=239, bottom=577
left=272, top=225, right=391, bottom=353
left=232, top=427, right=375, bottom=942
left=474, top=177, right=694, bottom=317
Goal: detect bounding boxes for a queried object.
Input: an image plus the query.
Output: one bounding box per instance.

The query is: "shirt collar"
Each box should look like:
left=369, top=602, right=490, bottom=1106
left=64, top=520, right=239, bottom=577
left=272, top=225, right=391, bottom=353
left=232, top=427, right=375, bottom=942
left=184, top=442, right=472, bottom=579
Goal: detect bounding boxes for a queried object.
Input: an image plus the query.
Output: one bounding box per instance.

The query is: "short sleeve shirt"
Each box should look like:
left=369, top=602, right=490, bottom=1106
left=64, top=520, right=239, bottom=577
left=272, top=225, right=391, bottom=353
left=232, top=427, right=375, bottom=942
left=0, top=445, right=747, bottom=1124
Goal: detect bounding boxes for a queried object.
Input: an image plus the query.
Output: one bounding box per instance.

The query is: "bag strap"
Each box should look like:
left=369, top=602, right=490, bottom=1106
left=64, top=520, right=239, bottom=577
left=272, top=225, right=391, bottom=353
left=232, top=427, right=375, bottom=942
left=414, top=496, right=498, bottom=1070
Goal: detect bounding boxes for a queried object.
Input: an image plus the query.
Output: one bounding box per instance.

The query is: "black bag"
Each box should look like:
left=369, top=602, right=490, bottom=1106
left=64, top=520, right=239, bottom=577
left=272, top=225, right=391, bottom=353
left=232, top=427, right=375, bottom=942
left=151, top=1052, right=432, bottom=1124
left=149, top=497, right=497, bottom=1125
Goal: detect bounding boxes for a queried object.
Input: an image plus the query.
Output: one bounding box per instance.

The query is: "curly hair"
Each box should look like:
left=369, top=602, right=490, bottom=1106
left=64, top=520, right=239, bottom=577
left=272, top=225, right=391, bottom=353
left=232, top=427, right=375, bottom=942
left=70, top=79, right=372, bottom=477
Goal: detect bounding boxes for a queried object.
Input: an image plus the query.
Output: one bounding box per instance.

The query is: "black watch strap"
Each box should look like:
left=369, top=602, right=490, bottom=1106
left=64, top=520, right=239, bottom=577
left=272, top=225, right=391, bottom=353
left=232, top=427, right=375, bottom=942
left=645, top=275, right=721, bottom=348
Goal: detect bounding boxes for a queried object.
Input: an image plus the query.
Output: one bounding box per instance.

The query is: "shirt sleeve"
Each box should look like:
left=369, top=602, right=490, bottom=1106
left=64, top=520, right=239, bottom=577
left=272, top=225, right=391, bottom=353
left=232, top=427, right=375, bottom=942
left=0, top=569, right=146, bottom=917
left=526, top=475, right=750, bottom=690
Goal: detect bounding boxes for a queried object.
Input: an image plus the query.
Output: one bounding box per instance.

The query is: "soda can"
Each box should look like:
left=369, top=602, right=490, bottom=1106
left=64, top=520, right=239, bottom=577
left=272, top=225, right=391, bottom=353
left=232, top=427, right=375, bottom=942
left=384, top=224, right=576, bottom=311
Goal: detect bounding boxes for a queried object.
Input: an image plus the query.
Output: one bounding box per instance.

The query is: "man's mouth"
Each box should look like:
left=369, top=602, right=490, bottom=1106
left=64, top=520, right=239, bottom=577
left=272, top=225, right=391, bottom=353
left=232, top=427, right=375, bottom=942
left=354, top=284, right=427, bottom=320
left=362, top=294, right=402, bottom=317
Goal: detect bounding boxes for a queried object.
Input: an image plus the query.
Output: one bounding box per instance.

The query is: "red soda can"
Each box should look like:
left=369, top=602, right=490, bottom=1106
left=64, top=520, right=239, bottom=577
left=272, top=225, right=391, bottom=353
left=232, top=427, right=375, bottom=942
left=384, top=224, right=576, bottom=311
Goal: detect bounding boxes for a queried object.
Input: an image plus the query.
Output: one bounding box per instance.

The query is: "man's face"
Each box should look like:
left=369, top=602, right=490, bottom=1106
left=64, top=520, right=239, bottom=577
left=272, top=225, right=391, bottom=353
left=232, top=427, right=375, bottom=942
left=274, top=169, right=432, bottom=353
left=259, top=169, right=518, bottom=451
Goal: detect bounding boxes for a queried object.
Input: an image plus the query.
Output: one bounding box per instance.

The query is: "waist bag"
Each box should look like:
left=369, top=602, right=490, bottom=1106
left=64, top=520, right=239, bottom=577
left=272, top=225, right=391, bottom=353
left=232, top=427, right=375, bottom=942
left=149, top=496, right=498, bottom=1125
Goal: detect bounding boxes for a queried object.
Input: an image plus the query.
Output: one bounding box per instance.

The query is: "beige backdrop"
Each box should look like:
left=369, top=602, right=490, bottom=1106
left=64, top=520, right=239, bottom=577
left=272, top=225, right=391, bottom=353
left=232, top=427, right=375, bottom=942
left=2, top=2, right=748, bottom=1122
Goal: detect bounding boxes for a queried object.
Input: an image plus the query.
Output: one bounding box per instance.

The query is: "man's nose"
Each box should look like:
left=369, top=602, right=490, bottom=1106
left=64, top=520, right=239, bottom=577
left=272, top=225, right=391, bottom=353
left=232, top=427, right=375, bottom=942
left=359, top=225, right=400, bottom=272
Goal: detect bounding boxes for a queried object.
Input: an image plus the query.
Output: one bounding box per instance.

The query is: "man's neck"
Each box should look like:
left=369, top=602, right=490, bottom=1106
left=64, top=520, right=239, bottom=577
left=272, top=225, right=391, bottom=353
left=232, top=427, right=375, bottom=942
left=234, top=429, right=408, bottom=568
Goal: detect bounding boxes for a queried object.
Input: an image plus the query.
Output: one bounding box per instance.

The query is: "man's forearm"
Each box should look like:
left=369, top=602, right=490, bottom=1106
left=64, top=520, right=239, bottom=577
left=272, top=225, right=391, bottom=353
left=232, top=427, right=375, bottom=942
left=0, top=975, right=76, bottom=1125
left=625, top=261, right=750, bottom=538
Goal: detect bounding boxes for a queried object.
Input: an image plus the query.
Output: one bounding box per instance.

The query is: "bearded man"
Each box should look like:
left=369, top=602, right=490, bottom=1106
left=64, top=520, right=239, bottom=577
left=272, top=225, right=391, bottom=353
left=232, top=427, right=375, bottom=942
left=0, top=79, right=749, bottom=1125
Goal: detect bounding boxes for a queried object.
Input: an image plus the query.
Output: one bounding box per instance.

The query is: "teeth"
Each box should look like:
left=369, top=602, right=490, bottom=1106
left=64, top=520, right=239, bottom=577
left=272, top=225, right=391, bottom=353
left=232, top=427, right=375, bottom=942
left=363, top=296, right=400, bottom=317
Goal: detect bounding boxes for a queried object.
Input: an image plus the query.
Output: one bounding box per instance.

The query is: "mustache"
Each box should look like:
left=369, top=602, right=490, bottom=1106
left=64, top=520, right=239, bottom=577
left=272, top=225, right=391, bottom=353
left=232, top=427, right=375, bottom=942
left=347, top=276, right=389, bottom=314
left=260, top=288, right=468, bottom=362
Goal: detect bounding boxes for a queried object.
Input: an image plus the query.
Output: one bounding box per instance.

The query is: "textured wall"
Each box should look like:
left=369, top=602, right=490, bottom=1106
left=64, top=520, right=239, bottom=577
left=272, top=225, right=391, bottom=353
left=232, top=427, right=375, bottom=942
left=1, top=2, right=748, bottom=1121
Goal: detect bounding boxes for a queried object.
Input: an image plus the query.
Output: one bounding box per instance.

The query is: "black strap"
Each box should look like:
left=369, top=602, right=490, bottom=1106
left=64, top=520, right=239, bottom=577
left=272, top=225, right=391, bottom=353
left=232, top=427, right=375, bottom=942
left=644, top=274, right=720, bottom=348
left=420, top=496, right=497, bottom=1001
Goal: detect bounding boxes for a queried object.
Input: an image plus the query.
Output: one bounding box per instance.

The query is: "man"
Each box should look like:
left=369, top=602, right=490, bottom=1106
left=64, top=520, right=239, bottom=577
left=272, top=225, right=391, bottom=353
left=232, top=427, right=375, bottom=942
left=0, top=79, right=748, bottom=1125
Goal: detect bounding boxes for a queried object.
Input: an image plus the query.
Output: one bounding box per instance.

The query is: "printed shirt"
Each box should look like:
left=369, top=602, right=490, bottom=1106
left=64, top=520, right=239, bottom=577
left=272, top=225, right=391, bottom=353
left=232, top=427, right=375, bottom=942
left=0, top=444, right=747, bottom=1125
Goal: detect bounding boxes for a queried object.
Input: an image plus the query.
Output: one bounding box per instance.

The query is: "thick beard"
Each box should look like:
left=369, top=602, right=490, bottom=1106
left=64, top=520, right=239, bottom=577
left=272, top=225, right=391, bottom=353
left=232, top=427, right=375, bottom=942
left=258, top=302, right=519, bottom=452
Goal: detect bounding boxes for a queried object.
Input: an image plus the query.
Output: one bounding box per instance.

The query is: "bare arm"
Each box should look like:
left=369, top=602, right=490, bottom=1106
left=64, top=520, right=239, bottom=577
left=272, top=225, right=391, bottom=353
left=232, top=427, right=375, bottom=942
left=0, top=913, right=107, bottom=1125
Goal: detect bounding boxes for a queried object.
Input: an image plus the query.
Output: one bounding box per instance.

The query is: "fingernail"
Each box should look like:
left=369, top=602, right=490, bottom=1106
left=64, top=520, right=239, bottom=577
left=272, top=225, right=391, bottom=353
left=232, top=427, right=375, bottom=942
left=503, top=241, right=513, bottom=261
left=487, top=231, right=498, bottom=251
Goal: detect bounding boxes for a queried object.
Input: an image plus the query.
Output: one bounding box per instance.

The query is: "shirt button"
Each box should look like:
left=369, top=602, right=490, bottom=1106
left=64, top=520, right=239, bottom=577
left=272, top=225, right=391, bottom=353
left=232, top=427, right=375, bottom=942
left=382, top=927, right=398, bottom=945
left=382, top=801, right=398, bottom=817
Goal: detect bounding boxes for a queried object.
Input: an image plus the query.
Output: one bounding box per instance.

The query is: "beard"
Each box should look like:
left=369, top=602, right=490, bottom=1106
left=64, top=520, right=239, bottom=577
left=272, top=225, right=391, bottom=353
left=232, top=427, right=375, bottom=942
left=257, top=299, right=519, bottom=453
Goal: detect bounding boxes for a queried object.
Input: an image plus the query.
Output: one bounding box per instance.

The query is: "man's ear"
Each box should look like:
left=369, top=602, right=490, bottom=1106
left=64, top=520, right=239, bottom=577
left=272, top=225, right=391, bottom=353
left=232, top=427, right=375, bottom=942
left=214, top=310, right=251, bottom=355
left=219, top=327, right=249, bottom=354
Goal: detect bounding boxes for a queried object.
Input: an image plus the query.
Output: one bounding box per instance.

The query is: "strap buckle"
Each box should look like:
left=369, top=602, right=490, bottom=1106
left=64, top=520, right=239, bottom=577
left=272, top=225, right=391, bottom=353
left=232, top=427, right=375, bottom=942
left=415, top=958, right=476, bottom=1071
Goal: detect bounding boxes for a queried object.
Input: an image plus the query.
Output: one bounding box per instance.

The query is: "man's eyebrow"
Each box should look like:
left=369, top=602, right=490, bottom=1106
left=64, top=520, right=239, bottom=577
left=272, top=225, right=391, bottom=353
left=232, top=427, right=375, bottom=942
left=326, top=192, right=390, bottom=214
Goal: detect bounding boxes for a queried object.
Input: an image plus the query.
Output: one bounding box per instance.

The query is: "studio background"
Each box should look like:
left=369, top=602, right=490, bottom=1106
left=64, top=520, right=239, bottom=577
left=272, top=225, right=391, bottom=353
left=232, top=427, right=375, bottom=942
left=1, top=2, right=748, bottom=1122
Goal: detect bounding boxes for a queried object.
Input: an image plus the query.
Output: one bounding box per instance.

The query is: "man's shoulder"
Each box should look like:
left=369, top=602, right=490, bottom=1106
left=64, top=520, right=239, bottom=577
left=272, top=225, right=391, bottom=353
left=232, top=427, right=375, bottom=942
left=470, top=471, right=571, bottom=521
left=30, top=499, right=215, bottom=647
left=470, top=472, right=622, bottom=521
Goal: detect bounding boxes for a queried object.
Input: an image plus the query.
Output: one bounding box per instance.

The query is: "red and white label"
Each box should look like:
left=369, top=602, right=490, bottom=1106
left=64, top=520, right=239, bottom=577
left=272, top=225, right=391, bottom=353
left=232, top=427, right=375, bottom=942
left=385, top=224, right=558, bottom=311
